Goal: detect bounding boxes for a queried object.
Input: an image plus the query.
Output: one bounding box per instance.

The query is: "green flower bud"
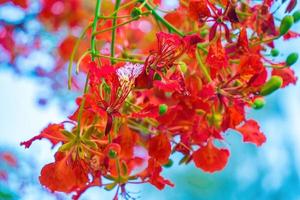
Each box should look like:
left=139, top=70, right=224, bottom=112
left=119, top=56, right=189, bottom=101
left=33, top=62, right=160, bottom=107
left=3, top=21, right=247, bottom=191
left=200, top=29, right=209, bottom=37
left=293, top=10, right=300, bottom=23
left=131, top=7, right=142, bottom=18
left=260, top=76, right=283, bottom=96
left=159, top=104, right=168, bottom=115
left=178, top=61, right=187, bottom=73
left=163, top=159, right=173, bottom=168
left=108, top=149, right=117, bottom=159
left=286, top=52, right=298, bottom=66
left=153, top=73, right=162, bottom=80
left=252, top=98, right=265, bottom=110
left=279, top=15, right=294, bottom=36
left=271, top=49, right=279, bottom=57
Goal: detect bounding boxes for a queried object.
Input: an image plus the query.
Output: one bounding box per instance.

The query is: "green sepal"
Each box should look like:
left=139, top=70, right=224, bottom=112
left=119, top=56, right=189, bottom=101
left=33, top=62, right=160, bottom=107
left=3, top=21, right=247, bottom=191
left=82, top=126, right=95, bottom=139
left=58, top=141, right=75, bottom=152
left=77, top=145, right=85, bottom=159
left=179, top=155, right=190, bottom=165
left=121, top=161, right=128, bottom=176
left=61, top=130, right=75, bottom=139
left=103, top=175, right=115, bottom=181
left=81, top=138, right=97, bottom=149
left=104, top=182, right=117, bottom=191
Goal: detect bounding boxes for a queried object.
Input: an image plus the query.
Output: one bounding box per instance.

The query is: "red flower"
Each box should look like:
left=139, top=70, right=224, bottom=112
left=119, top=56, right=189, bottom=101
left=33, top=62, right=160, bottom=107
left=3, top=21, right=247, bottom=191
left=144, top=32, right=200, bottom=72
left=88, top=62, right=143, bottom=115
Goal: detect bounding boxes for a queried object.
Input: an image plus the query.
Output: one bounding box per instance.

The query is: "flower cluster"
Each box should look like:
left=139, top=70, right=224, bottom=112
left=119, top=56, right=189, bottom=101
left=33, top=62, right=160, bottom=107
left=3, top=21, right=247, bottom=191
left=15, top=0, right=300, bottom=199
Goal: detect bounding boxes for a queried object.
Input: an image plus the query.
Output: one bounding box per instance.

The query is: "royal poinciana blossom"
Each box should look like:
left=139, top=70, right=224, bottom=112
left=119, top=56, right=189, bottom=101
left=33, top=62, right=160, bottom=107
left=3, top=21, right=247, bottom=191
left=8, top=0, right=298, bottom=199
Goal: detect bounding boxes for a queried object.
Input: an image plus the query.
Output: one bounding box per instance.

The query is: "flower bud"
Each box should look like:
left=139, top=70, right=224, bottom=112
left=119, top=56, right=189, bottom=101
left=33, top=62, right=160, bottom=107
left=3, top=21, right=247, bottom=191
left=200, top=29, right=209, bottom=37
left=106, top=143, right=121, bottom=159
left=286, top=52, right=298, bottom=66
left=252, top=98, right=265, bottom=110
left=178, top=61, right=187, bottom=73
left=108, top=149, right=117, bottom=158
left=159, top=104, right=168, bottom=115
left=260, top=76, right=283, bottom=96
left=279, top=15, right=294, bottom=36
left=271, top=49, right=279, bottom=57
left=293, top=10, right=300, bottom=23
left=131, top=7, right=142, bottom=18
left=207, top=112, right=223, bottom=128
left=163, top=159, right=173, bottom=168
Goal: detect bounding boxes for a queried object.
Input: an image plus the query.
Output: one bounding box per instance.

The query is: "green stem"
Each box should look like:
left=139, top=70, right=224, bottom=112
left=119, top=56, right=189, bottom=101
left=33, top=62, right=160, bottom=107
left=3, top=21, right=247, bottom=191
left=76, top=74, right=90, bottom=138
left=144, top=2, right=184, bottom=37
left=196, top=49, right=212, bottom=83
left=250, top=36, right=279, bottom=47
left=68, top=24, right=91, bottom=89
left=94, top=17, right=138, bottom=35
left=94, top=53, right=144, bottom=63
left=76, top=0, right=102, bottom=137
left=76, top=50, right=91, bottom=74
left=91, top=0, right=102, bottom=61
left=111, top=0, right=122, bottom=65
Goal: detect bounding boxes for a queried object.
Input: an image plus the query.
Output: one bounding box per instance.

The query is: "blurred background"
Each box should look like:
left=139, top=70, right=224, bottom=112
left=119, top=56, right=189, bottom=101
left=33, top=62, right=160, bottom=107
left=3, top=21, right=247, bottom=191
left=0, top=0, right=300, bottom=200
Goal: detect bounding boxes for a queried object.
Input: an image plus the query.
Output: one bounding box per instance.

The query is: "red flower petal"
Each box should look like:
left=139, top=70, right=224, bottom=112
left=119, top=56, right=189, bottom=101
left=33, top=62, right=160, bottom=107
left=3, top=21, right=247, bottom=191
left=188, top=0, right=211, bottom=21
left=272, top=68, right=297, bottom=88
left=236, top=120, right=266, bottom=146
left=20, top=123, right=65, bottom=148
left=39, top=152, right=88, bottom=193
left=193, top=141, right=230, bottom=173
left=144, top=158, right=174, bottom=190
left=149, top=134, right=171, bottom=165
left=206, top=38, right=228, bottom=69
